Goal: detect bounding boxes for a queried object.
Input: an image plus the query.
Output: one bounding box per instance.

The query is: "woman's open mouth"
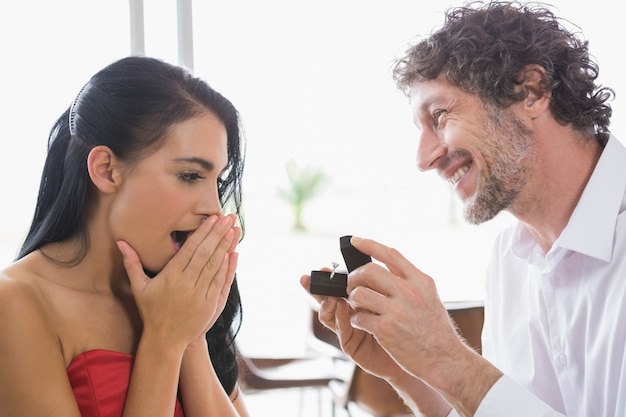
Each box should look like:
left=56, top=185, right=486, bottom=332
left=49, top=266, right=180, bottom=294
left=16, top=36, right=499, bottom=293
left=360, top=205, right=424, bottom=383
left=171, top=230, right=192, bottom=250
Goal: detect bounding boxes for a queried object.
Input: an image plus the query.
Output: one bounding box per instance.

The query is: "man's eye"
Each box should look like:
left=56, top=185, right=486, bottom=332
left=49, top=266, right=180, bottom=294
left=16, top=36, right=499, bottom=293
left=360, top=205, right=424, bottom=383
left=433, top=109, right=446, bottom=127
left=179, top=172, right=205, bottom=183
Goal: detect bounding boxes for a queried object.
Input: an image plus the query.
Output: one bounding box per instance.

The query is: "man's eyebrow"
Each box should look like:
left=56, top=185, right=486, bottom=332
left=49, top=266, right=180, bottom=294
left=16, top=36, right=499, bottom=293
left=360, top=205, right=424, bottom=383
left=172, top=157, right=215, bottom=171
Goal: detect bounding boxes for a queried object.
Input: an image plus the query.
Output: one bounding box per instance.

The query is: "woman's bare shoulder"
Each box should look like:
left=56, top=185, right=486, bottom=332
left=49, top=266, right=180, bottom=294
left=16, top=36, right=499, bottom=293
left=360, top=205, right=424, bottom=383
left=0, top=255, right=47, bottom=305
left=0, top=264, right=40, bottom=304
left=0, top=261, right=53, bottom=339
left=0, top=264, right=81, bottom=416
left=0, top=255, right=66, bottom=360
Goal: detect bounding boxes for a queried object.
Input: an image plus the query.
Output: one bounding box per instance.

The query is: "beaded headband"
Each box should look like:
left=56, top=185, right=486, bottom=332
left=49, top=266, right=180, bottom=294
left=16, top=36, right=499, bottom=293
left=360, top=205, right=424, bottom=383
left=68, top=83, right=89, bottom=136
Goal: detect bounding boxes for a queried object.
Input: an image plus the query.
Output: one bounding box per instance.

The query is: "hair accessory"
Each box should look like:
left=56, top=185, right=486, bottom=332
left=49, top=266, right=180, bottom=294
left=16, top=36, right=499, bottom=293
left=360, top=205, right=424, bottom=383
left=68, top=82, right=89, bottom=136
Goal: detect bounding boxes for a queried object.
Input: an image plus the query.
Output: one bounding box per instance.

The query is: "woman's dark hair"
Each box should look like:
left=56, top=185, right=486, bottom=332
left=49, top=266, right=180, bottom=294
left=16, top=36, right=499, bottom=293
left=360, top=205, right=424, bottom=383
left=392, top=1, right=614, bottom=145
left=18, top=56, right=245, bottom=394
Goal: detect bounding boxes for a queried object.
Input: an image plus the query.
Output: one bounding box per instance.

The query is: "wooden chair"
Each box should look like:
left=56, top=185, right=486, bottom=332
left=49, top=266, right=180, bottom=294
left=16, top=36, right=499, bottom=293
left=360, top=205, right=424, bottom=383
left=235, top=343, right=350, bottom=417
left=309, top=300, right=485, bottom=417
left=445, top=300, right=484, bottom=355
left=331, top=366, right=412, bottom=417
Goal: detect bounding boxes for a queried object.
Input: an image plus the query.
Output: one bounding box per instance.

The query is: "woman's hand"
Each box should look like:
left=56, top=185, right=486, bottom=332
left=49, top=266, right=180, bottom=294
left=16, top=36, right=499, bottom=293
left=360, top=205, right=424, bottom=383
left=118, top=214, right=241, bottom=350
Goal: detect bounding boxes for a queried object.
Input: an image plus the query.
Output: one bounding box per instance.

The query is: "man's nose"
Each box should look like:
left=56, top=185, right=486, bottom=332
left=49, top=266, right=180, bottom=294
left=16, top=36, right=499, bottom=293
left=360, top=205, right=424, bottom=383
left=416, top=130, right=447, bottom=171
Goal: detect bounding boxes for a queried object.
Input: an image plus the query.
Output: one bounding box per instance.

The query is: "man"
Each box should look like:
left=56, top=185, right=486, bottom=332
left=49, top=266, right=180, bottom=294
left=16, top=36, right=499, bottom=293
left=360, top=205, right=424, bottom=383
left=301, top=2, right=625, bottom=416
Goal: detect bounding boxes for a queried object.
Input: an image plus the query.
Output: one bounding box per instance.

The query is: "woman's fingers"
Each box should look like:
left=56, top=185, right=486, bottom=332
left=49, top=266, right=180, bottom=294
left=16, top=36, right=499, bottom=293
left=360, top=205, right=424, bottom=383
left=210, top=250, right=238, bottom=315
left=181, top=215, right=235, bottom=279
left=158, top=214, right=238, bottom=291
left=195, top=226, right=236, bottom=291
left=129, top=214, right=240, bottom=345
left=227, top=223, right=242, bottom=253
left=198, top=251, right=237, bottom=335
left=117, top=240, right=149, bottom=294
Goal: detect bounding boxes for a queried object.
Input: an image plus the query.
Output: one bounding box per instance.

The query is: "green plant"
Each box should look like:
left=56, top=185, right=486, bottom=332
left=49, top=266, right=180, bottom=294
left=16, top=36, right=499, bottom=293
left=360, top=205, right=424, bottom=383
left=277, top=160, right=328, bottom=231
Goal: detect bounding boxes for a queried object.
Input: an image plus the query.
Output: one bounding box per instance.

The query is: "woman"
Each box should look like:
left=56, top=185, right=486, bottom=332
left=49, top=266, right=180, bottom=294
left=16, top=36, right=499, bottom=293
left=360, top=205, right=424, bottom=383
left=0, top=56, right=249, bottom=417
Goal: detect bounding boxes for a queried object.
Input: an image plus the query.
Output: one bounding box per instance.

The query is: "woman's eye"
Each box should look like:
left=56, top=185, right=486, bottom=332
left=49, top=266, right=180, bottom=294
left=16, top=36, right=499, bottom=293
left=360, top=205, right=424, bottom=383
left=179, top=172, right=205, bottom=183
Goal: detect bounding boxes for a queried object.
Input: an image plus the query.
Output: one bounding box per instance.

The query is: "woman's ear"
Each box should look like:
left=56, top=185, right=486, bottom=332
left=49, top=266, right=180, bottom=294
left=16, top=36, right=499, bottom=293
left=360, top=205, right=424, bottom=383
left=87, top=146, right=123, bottom=193
left=518, top=64, right=552, bottom=119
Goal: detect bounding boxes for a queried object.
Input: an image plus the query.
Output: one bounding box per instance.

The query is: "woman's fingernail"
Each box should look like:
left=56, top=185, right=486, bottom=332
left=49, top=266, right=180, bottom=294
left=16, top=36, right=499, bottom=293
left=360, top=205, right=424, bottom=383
left=116, top=241, right=127, bottom=256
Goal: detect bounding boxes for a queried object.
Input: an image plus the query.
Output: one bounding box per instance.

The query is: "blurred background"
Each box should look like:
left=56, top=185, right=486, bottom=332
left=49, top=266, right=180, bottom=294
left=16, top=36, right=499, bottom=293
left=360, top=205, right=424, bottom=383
left=1, top=1, right=623, bottom=415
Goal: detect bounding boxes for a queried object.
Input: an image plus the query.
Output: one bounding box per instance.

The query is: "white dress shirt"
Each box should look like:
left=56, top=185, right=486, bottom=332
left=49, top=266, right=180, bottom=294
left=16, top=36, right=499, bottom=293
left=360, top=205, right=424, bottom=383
left=449, top=136, right=626, bottom=417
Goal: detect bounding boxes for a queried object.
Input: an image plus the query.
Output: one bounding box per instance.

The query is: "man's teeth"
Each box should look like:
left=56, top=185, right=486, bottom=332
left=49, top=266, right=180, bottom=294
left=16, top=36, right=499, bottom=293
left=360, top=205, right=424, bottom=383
left=448, top=165, right=470, bottom=185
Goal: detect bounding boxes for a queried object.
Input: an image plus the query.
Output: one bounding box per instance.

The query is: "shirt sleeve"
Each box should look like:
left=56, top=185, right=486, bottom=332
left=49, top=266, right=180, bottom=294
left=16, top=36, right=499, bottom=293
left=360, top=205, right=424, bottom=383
left=446, top=375, right=566, bottom=417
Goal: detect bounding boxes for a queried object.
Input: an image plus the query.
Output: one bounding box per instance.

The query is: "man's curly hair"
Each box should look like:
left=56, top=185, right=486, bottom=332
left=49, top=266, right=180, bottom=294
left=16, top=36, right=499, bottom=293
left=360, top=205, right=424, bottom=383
left=392, top=1, right=614, bottom=145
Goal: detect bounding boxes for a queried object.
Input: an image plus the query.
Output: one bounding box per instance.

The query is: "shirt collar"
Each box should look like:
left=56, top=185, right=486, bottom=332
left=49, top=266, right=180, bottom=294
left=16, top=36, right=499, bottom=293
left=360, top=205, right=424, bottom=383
left=513, top=135, right=626, bottom=264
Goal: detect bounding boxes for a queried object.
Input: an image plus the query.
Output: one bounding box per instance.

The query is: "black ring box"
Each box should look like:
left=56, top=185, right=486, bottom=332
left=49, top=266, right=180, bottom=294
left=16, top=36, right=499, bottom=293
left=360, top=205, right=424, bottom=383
left=309, top=235, right=372, bottom=298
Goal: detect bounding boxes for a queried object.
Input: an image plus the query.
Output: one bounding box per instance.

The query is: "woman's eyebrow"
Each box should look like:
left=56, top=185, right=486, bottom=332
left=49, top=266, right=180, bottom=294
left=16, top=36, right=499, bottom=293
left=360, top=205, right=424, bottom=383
left=172, top=156, right=215, bottom=171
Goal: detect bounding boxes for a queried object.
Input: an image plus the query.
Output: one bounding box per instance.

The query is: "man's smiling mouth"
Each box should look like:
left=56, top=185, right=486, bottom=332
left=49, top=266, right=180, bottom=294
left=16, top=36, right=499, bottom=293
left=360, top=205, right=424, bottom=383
left=448, top=163, right=471, bottom=185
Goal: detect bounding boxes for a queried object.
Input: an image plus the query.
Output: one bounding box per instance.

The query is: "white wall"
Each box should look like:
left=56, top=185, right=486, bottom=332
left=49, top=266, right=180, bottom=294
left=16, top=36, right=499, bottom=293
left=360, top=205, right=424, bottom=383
left=0, top=2, right=622, bottom=341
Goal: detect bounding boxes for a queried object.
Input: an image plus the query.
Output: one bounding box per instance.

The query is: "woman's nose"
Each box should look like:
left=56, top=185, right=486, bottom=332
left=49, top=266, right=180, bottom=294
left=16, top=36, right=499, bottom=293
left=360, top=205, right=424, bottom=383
left=197, top=184, right=222, bottom=217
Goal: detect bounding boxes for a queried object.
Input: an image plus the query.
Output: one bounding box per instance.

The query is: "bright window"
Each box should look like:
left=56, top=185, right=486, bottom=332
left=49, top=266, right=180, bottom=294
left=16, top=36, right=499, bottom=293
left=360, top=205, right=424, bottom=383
left=1, top=1, right=623, bottom=355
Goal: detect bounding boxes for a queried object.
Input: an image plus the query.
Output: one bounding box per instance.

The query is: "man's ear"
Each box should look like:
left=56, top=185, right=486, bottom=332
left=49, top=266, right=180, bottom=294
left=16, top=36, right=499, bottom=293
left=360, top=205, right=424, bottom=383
left=517, top=64, right=552, bottom=119
left=87, top=146, right=123, bottom=193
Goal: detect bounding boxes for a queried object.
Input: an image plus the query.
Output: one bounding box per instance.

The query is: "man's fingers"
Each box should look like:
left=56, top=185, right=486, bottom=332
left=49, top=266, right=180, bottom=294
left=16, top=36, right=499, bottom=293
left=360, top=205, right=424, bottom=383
left=350, top=236, right=422, bottom=281
left=318, top=296, right=340, bottom=330
left=347, top=283, right=387, bottom=315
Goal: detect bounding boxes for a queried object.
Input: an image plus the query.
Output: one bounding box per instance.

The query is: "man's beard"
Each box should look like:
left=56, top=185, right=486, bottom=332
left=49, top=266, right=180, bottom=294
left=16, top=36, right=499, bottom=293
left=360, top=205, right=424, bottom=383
left=463, top=107, right=535, bottom=225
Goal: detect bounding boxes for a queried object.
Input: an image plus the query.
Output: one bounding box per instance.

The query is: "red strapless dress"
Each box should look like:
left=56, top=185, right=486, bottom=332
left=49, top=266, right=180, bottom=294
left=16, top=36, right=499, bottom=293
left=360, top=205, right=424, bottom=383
left=66, top=349, right=184, bottom=417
